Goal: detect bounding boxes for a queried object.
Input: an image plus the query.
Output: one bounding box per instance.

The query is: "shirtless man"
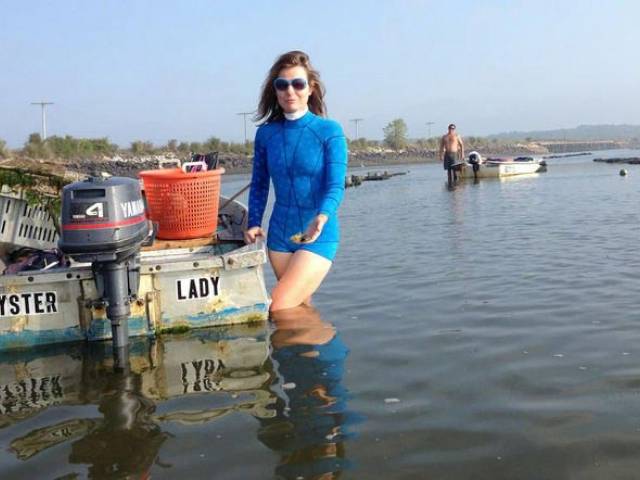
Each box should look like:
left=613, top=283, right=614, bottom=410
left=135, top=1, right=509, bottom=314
left=440, top=124, right=464, bottom=185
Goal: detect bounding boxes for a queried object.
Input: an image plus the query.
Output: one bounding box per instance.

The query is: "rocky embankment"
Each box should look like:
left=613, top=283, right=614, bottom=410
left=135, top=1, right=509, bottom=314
left=347, top=143, right=548, bottom=168
left=68, top=146, right=542, bottom=176
left=4, top=139, right=635, bottom=178
left=63, top=152, right=254, bottom=177
left=593, top=157, right=640, bottom=164
left=538, top=140, right=628, bottom=153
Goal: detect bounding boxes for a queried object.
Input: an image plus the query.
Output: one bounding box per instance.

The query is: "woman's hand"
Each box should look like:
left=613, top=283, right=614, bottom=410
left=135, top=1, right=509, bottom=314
left=244, top=226, right=266, bottom=244
left=301, top=214, right=328, bottom=243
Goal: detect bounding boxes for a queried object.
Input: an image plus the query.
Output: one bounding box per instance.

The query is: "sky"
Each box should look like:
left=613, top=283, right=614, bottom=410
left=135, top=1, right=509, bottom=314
left=1, top=0, right=639, bottom=148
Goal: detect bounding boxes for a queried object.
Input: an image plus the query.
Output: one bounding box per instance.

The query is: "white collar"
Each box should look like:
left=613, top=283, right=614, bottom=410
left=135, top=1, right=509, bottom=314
left=284, top=107, right=309, bottom=121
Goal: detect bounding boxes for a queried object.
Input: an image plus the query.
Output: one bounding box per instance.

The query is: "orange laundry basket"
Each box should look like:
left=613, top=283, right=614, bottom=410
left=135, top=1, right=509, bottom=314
left=139, top=167, right=225, bottom=240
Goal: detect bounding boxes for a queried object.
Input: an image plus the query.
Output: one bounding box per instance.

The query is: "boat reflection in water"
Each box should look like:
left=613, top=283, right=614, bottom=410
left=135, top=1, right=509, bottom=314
left=260, top=306, right=362, bottom=479
left=0, top=308, right=360, bottom=478
left=0, top=324, right=274, bottom=478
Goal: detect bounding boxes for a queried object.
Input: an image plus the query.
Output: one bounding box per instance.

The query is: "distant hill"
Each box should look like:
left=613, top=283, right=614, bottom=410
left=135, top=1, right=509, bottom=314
left=489, top=124, right=640, bottom=141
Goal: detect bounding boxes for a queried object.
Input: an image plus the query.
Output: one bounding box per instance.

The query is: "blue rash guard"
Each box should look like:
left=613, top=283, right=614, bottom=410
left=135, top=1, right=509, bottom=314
left=248, top=110, right=348, bottom=261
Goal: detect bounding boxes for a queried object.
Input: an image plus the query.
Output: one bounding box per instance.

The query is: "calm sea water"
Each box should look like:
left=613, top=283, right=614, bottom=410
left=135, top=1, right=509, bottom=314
left=1, top=149, right=639, bottom=479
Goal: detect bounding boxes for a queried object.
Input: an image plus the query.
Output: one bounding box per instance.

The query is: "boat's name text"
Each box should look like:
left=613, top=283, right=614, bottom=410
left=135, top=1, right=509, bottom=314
left=0, top=291, right=58, bottom=317
left=176, top=276, right=221, bottom=301
left=180, top=358, right=225, bottom=393
left=0, top=376, right=64, bottom=415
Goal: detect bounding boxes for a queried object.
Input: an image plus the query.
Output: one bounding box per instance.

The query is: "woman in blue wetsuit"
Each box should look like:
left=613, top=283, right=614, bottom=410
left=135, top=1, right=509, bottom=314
left=244, top=51, right=348, bottom=312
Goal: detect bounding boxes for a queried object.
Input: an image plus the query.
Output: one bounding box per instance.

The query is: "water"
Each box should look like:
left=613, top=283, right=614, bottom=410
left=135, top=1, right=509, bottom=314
left=1, top=150, right=639, bottom=479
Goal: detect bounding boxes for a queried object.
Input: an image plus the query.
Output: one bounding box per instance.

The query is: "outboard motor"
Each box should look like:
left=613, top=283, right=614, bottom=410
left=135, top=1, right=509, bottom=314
left=468, top=151, right=483, bottom=178
left=468, top=151, right=483, bottom=165
left=59, top=176, right=150, bottom=352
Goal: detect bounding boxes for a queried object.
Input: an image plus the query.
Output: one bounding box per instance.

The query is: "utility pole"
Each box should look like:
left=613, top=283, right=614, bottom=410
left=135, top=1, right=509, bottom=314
left=236, top=112, right=253, bottom=145
left=350, top=118, right=364, bottom=139
left=31, top=101, right=54, bottom=140
left=426, top=121, right=435, bottom=139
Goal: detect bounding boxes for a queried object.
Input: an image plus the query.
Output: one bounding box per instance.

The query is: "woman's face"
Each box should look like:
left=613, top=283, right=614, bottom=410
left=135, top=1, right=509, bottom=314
left=275, top=65, right=312, bottom=114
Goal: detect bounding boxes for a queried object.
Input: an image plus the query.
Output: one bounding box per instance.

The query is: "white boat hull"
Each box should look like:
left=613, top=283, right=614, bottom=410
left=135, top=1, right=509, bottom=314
left=459, top=160, right=546, bottom=179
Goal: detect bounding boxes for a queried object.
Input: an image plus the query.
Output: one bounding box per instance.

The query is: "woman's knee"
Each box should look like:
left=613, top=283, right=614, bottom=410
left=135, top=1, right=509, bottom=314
left=269, top=250, right=332, bottom=311
left=270, top=274, right=315, bottom=311
left=270, top=286, right=302, bottom=311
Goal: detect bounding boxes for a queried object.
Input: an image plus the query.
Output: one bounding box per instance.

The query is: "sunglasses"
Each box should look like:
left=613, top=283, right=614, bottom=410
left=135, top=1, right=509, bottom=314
left=273, top=77, right=308, bottom=91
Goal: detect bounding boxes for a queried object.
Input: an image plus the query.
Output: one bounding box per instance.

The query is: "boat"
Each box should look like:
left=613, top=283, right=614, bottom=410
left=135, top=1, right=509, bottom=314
left=458, top=153, right=547, bottom=180
left=0, top=188, right=270, bottom=351
left=345, top=170, right=408, bottom=188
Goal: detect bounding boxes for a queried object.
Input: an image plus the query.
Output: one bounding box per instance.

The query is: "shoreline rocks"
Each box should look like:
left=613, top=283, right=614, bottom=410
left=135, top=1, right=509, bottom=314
left=593, top=157, right=640, bottom=164
left=544, top=152, right=592, bottom=159
left=6, top=141, right=637, bottom=179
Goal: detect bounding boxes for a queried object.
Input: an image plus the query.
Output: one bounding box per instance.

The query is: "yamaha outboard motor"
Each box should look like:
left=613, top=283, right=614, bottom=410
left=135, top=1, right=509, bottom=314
left=59, top=176, right=149, bottom=353
left=468, top=151, right=483, bottom=178
left=468, top=151, right=483, bottom=165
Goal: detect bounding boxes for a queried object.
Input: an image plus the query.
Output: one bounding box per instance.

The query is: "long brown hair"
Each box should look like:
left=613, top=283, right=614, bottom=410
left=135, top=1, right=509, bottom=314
left=255, top=50, right=327, bottom=124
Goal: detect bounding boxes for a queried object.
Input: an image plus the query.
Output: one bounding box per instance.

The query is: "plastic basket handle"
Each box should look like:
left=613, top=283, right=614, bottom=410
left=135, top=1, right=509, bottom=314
left=182, top=161, right=208, bottom=173
left=158, top=158, right=181, bottom=169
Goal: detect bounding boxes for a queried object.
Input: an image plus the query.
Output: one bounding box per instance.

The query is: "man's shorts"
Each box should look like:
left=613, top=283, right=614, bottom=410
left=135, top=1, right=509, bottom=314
left=443, top=151, right=460, bottom=170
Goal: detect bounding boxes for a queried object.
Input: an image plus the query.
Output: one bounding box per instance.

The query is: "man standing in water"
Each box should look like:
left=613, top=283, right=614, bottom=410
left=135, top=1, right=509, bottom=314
left=440, top=124, right=464, bottom=185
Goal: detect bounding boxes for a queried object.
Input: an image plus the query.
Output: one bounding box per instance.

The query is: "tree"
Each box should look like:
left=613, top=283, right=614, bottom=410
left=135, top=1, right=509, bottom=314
left=131, top=140, right=154, bottom=155
left=228, top=142, right=250, bottom=154
left=167, top=139, right=178, bottom=151
left=23, top=132, right=52, bottom=159
left=28, top=133, right=43, bottom=145
left=348, top=137, right=370, bottom=151
left=383, top=118, right=408, bottom=150
left=203, top=136, right=221, bottom=152
left=0, top=139, right=7, bottom=158
left=31, top=135, right=118, bottom=159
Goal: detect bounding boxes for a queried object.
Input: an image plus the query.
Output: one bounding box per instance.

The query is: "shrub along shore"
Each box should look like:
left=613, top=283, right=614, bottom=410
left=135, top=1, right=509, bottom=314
left=0, top=133, right=636, bottom=178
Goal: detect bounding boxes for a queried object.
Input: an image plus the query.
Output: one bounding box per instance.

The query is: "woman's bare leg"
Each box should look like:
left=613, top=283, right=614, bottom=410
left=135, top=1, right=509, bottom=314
left=268, top=250, right=293, bottom=280
left=268, top=250, right=315, bottom=306
left=269, top=249, right=332, bottom=312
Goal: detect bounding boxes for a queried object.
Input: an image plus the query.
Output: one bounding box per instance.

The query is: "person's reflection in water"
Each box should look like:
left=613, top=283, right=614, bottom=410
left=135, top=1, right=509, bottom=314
left=258, top=305, right=360, bottom=479
left=68, top=344, right=168, bottom=479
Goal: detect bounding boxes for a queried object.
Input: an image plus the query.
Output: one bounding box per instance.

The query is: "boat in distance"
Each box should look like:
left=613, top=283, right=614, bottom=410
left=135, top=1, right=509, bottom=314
left=458, top=152, right=548, bottom=179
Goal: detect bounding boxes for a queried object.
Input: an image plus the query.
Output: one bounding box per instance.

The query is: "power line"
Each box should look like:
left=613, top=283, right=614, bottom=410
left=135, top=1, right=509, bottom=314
left=236, top=112, right=253, bottom=144
left=31, top=101, right=54, bottom=140
left=349, top=118, right=364, bottom=139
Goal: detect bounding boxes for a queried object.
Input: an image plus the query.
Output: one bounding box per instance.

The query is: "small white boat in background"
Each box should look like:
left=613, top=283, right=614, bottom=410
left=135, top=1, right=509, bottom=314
left=459, top=152, right=547, bottom=179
